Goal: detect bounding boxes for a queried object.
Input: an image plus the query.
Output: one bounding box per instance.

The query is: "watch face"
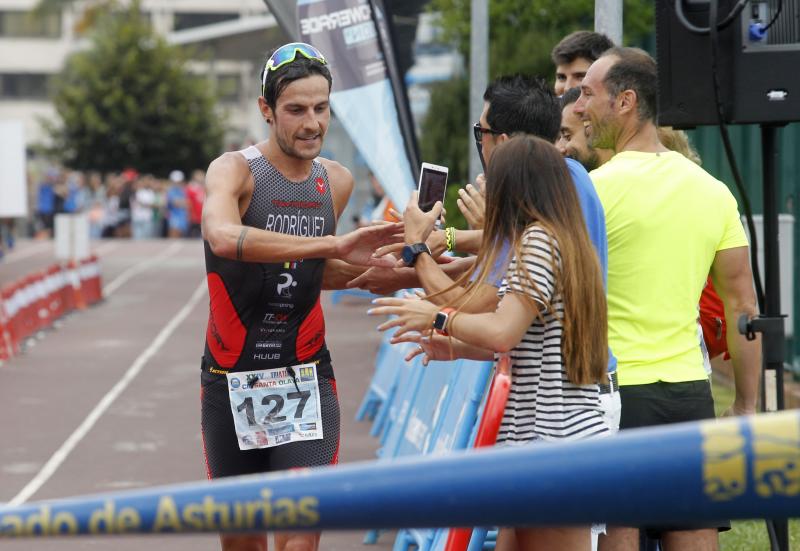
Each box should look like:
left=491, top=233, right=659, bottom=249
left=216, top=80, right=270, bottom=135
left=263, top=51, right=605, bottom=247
left=401, top=245, right=414, bottom=265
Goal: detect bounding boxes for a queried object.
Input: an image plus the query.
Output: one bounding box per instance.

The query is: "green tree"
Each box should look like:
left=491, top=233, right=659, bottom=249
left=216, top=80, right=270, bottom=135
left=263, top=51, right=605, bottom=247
left=43, top=0, right=225, bottom=176
left=420, top=1, right=654, bottom=229
left=419, top=77, right=470, bottom=231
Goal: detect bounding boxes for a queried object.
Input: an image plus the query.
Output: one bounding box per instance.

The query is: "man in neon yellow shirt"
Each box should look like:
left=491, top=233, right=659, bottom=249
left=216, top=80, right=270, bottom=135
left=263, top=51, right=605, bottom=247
left=574, top=47, right=760, bottom=551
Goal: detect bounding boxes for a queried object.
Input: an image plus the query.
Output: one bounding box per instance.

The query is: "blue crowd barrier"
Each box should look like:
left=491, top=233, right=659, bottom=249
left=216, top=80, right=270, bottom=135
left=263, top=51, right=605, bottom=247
left=1, top=411, right=799, bottom=538
left=356, top=328, right=494, bottom=549
left=392, top=359, right=493, bottom=551
left=355, top=329, right=396, bottom=423
left=330, top=288, right=379, bottom=305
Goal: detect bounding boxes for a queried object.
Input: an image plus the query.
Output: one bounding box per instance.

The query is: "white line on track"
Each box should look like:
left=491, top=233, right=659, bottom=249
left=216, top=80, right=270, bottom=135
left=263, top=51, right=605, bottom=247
left=1, top=240, right=52, bottom=264
left=7, top=279, right=207, bottom=506
left=102, top=241, right=183, bottom=297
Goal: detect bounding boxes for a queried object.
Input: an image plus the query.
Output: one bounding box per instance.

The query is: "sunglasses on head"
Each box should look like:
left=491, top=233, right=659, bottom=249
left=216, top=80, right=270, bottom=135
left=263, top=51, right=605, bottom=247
left=261, top=42, right=327, bottom=95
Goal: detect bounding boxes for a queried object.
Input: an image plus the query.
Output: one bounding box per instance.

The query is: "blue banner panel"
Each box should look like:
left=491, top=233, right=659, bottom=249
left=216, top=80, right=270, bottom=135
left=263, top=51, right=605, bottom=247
left=330, top=82, right=416, bottom=210
left=297, top=0, right=414, bottom=209
left=1, top=411, right=799, bottom=537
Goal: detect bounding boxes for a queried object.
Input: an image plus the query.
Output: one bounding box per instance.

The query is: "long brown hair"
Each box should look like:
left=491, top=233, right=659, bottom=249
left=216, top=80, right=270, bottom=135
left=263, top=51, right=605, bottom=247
left=445, top=136, right=608, bottom=385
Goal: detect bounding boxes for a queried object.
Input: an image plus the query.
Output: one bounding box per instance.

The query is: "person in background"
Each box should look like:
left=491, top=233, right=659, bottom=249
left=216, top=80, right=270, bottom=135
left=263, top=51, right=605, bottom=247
left=357, top=171, right=399, bottom=227
left=132, top=176, right=157, bottom=239
left=166, top=170, right=188, bottom=238
left=551, top=30, right=615, bottom=96
left=186, top=169, right=206, bottom=238
left=574, top=47, right=760, bottom=550
left=35, top=168, right=58, bottom=239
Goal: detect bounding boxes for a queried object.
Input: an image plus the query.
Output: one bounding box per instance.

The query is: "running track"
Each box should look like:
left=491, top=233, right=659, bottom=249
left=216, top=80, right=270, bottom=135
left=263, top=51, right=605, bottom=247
left=0, top=239, right=395, bottom=550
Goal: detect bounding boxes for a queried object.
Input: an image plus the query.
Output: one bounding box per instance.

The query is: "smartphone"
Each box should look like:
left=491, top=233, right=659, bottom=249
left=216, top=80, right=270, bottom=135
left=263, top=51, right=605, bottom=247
left=417, top=162, right=449, bottom=212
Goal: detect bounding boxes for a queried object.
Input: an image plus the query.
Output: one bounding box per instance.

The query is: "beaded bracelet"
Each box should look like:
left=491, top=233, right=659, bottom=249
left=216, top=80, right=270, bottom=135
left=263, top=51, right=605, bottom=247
left=445, top=226, right=456, bottom=252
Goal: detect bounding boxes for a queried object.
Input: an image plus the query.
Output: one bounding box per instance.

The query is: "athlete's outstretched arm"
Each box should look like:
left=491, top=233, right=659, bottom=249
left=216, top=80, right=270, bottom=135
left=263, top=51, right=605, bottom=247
left=321, top=260, right=366, bottom=290
left=202, top=153, right=401, bottom=266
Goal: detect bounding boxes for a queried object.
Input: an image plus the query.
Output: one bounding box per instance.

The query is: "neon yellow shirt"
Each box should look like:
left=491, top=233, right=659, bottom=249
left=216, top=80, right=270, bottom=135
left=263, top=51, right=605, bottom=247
left=590, top=151, right=748, bottom=385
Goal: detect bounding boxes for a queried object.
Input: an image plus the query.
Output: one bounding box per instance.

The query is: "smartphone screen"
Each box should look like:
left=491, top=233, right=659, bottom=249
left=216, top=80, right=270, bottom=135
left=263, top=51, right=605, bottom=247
left=418, top=166, right=448, bottom=212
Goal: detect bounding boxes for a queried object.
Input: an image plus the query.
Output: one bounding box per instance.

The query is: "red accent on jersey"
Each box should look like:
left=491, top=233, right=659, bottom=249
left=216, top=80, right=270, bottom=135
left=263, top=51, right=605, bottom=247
left=699, top=277, right=728, bottom=360
left=315, top=177, right=325, bottom=195
left=296, top=296, right=325, bottom=361
left=206, top=272, right=246, bottom=368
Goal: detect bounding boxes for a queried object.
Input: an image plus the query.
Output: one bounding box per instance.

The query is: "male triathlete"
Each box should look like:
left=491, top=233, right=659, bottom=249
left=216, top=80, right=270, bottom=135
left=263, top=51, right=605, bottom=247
left=200, top=42, right=401, bottom=551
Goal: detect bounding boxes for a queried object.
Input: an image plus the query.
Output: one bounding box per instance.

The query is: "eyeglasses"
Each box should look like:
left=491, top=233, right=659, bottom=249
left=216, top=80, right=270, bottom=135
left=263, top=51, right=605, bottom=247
left=473, top=122, right=503, bottom=143
left=261, top=42, right=327, bottom=95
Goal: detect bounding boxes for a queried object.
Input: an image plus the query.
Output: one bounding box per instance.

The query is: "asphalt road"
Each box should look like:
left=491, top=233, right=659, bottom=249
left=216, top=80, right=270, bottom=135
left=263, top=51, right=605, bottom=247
left=0, top=238, right=396, bottom=550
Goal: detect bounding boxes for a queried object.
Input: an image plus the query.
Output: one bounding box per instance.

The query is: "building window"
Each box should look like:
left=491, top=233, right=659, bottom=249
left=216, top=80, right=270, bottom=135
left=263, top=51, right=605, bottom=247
left=0, top=74, right=53, bottom=100
left=173, top=12, right=239, bottom=32
left=216, top=74, right=241, bottom=103
left=0, top=10, right=61, bottom=38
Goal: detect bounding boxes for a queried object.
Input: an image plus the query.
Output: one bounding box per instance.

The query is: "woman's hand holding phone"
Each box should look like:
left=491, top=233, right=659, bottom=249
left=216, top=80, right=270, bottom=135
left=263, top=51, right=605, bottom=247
left=403, top=191, right=442, bottom=244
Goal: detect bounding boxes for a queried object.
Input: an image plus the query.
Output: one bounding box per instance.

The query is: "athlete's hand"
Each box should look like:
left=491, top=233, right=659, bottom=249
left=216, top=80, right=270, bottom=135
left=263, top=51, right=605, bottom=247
left=368, top=295, right=439, bottom=338
left=457, top=176, right=486, bottom=230
left=336, top=222, right=404, bottom=267
left=345, top=264, right=416, bottom=296
left=404, top=191, right=443, bottom=244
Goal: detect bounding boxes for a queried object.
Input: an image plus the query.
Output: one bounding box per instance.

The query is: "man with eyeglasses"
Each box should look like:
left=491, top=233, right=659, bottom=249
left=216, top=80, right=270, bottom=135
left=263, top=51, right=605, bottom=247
left=200, top=42, right=402, bottom=551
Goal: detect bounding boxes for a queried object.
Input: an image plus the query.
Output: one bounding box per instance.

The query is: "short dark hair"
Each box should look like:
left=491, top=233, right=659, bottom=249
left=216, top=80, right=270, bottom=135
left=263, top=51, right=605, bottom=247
left=551, top=31, right=614, bottom=66
left=559, top=86, right=582, bottom=109
left=261, top=54, right=332, bottom=110
left=483, top=74, right=561, bottom=143
left=601, top=47, right=658, bottom=122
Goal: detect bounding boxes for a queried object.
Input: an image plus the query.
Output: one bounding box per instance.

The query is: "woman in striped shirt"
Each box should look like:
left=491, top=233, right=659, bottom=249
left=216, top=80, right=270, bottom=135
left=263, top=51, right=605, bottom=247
left=370, top=135, right=609, bottom=550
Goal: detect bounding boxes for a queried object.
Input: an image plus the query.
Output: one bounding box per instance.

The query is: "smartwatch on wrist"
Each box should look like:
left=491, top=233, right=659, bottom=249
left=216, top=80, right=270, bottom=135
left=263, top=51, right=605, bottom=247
left=401, top=242, right=431, bottom=266
left=433, top=307, right=456, bottom=336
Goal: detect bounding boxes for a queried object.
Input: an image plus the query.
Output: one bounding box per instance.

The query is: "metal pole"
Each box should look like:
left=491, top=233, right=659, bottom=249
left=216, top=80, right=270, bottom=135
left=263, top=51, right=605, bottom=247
left=761, top=123, right=789, bottom=551
left=469, top=0, right=488, bottom=182
left=594, top=0, right=623, bottom=44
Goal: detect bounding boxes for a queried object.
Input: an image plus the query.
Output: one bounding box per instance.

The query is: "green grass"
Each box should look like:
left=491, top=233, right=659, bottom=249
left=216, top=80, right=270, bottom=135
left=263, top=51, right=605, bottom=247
left=711, top=379, right=800, bottom=550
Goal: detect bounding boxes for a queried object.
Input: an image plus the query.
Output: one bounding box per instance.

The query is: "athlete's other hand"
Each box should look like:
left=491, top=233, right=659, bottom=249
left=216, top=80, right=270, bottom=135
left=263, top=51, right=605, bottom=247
left=404, top=191, right=442, bottom=244
left=345, top=262, right=416, bottom=295
left=336, top=222, right=404, bottom=267
left=457, top=176, right=486, bottom=230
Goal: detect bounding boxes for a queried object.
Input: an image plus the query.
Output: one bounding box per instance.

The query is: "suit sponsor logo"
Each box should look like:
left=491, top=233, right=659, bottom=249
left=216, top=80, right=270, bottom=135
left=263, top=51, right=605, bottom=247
left=266, top=213, right=326, bottom=237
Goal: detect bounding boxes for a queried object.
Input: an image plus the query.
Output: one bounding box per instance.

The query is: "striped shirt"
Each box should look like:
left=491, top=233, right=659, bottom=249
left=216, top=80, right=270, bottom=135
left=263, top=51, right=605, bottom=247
left=497, top=225, right=608, bottom=444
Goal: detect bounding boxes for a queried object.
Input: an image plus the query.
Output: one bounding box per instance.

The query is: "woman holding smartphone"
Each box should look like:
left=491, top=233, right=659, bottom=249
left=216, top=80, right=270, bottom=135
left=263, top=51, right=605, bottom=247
left=370, top=135, right=609, bottom=550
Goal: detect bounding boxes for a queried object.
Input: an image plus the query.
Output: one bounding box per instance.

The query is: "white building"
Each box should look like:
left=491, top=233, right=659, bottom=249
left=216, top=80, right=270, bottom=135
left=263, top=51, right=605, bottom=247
left=0, top=0, right=286, bottom=147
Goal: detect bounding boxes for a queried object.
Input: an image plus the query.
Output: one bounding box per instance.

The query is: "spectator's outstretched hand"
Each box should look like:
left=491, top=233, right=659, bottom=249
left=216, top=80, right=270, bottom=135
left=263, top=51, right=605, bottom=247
left=368, top=295, right=439, bottom=338
left=457, top=175, right=486, bottom=230
left=403, top=191, right=443, bottom=244
left=336, top=222, right=404, bottom=267
left=391, top=332, right=456, bottom=366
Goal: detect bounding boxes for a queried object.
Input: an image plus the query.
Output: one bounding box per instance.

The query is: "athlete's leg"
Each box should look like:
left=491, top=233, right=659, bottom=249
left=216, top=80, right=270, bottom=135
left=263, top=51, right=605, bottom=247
left=494, top=527, right=518, bottom=551
left=661, top=528, right=719, bottom=551
left=597, top=526, right=638, bottom=551
left=516, top=526, right=590, bottom=551
left=275, top=531, right=321, bottom=551
left=220, top=534, right=268, bottom=551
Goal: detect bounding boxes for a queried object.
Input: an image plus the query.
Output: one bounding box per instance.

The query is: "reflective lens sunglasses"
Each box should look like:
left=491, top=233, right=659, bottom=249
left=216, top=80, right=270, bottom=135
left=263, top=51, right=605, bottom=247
left=261, top=42, right=327, bottom=95
left=473, top=122, right=503, bottom=143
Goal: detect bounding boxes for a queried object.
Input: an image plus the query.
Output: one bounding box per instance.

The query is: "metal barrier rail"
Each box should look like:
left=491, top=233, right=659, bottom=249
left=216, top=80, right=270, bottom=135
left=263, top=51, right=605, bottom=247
left=0, top=409, right=797, bottom=538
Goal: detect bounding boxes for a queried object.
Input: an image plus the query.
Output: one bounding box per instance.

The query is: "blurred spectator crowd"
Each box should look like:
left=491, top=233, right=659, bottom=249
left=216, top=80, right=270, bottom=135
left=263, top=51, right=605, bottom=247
left=30, top=167, right=206, bottom=240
